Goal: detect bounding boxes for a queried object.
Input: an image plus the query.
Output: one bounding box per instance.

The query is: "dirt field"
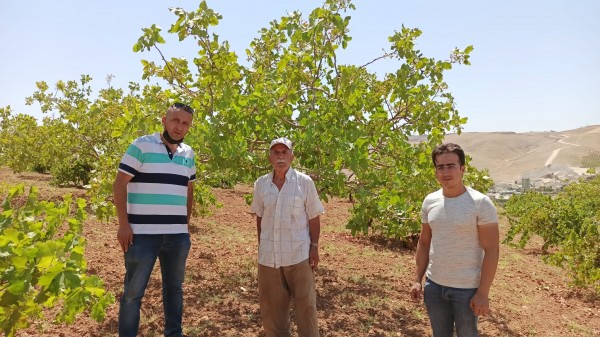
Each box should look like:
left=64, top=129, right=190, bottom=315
left=2, top=168, right=598, bottom=337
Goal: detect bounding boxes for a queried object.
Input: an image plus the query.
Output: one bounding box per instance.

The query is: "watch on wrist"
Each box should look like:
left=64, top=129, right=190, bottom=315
left=310, top=242, right=319, bottom=248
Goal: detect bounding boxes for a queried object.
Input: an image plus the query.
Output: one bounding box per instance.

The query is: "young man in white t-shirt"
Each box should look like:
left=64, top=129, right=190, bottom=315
left=409, top=143, right=499, bottom=337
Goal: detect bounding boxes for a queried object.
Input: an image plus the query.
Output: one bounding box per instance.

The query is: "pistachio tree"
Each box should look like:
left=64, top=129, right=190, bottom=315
left=130, top=0, right=492, bottom=237
left=1, top=0, right=492, bottom=238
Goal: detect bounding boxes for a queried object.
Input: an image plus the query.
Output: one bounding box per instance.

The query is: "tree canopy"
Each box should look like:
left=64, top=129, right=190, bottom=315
left=1, top=0, right=492, bottom=238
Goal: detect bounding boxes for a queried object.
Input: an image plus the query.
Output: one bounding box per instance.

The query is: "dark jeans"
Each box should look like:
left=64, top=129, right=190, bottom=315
left=424, top=278, right=478, bottom=337
left=118, top=233, right=191, bottom=337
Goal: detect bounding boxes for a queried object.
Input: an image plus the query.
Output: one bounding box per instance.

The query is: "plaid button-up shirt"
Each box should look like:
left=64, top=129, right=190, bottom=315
left=251, top=168, right=325, bottom=268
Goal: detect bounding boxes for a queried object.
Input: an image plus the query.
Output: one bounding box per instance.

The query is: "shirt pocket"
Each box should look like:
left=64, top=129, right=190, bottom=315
left=291, top=196, right=306, bottom=224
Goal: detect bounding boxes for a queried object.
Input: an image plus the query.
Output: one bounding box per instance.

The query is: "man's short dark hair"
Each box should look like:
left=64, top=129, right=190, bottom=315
left=431, top=143, right=466, bottom=167
left=169, top=102, right=194, bottom=114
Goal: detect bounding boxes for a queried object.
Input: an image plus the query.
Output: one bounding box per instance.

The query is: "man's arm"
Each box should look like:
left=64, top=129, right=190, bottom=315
left=256, top=216, right=262, bottom=245
left=308, top=215, right=321, bottom=270
left=470, top=223, right=500, bottom=316
left=250, top=181, right=263, bottom=246
left=113, top=171, right=133, bottom=252
left=410, top=223, right=432, bottom=302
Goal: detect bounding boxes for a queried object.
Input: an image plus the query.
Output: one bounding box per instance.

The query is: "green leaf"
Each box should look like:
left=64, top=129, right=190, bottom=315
left=6, top=280, right=28, bottom=295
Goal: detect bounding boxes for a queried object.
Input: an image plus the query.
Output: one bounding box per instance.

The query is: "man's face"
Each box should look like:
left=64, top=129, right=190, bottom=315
left=269, top=144, right=294, bottom=171
left=434, top=152, right=465, bottom=190
left=162, top=108, right=193, bottom=142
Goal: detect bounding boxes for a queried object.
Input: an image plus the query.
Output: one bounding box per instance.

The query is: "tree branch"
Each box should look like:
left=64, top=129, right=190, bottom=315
left=360, top=51, right=395, bottom=69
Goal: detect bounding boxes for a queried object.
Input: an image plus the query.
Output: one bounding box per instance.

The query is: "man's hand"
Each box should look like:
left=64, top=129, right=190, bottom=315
left=117, top=224, right=134, bottom=253
left=309, top=246, right=319, bottom=270
left=470, top=291, right=490, bottom=316
left=113, top=171, right=134, bottom=253
left=409, top=282, right=422, bottom=302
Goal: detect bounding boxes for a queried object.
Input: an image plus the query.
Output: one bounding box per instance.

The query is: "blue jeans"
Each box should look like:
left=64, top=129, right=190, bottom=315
left=119, top=234, right=191, bottom=337
left=424, top=278, right=478, bottom=337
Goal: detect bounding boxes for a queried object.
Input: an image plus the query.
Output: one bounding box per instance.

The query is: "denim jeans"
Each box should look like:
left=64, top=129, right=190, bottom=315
left=119, top=233, right=191, bottom=337
left=423, top=278, right=478, bottom=337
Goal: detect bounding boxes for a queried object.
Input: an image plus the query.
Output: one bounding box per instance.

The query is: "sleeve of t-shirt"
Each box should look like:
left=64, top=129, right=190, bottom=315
left=420, top=197, right=430, bottom=224
left=118, top=140, right=142, bottom=177
left=250, top=179, right=264, bottom=217
left=477, top=196, right=499, bottom=225
left=305, top=178, right=325, bottom=220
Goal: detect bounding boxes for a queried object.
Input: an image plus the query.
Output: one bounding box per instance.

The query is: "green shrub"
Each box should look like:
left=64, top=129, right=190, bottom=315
left=50, top=158, right=94, bottom=187
left=0, top=185, right=114, bottom=336
left=503, top=176, right=600, bottom=292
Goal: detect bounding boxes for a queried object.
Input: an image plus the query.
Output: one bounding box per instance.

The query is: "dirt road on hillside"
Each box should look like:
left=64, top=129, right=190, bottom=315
left=544, top=134, right=581, bottom=167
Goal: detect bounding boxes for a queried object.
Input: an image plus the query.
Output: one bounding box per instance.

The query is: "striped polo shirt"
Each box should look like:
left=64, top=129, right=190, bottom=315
left=118, top=132, right=196, bottom=234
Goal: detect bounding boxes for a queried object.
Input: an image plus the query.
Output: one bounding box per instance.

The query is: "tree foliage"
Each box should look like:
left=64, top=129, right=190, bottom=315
left=1, top=0, right=493, bottom=238
left=503, top=176, right=600, bottom=292
left=130, top=0, right=492, bottom=237
left=0, top=185, right=114, bottom=336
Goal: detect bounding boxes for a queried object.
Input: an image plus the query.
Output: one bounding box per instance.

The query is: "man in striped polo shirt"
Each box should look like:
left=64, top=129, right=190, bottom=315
left=113, top=103, right=196, bottom=337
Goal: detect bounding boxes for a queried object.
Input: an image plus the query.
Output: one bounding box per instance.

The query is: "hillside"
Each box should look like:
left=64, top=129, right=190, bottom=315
left=441, top=125, right=600, bottom=184
left=1, top=168, right=597, bottom=337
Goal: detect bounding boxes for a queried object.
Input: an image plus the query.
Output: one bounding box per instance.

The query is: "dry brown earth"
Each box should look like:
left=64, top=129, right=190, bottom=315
left=1, top=167, right=597, bottom=337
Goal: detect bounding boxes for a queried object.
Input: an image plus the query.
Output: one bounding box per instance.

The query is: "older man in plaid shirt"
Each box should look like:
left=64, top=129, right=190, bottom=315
left=251, top=137, right=325, bottom=337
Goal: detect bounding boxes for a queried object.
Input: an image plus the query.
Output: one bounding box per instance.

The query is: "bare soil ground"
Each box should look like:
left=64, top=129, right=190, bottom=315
left=2, top=168, right=598, bottom=337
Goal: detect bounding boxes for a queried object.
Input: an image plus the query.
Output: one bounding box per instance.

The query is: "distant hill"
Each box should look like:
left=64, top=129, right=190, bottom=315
left=416, top=125, right=600, bottom=184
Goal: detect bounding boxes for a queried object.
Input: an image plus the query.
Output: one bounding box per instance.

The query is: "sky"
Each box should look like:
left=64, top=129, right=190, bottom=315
left=1, top=0, right=598, bottom=133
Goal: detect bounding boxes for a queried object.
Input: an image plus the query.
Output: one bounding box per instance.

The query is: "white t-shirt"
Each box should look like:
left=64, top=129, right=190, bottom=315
left=421, top=187, right=498, bottom=288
